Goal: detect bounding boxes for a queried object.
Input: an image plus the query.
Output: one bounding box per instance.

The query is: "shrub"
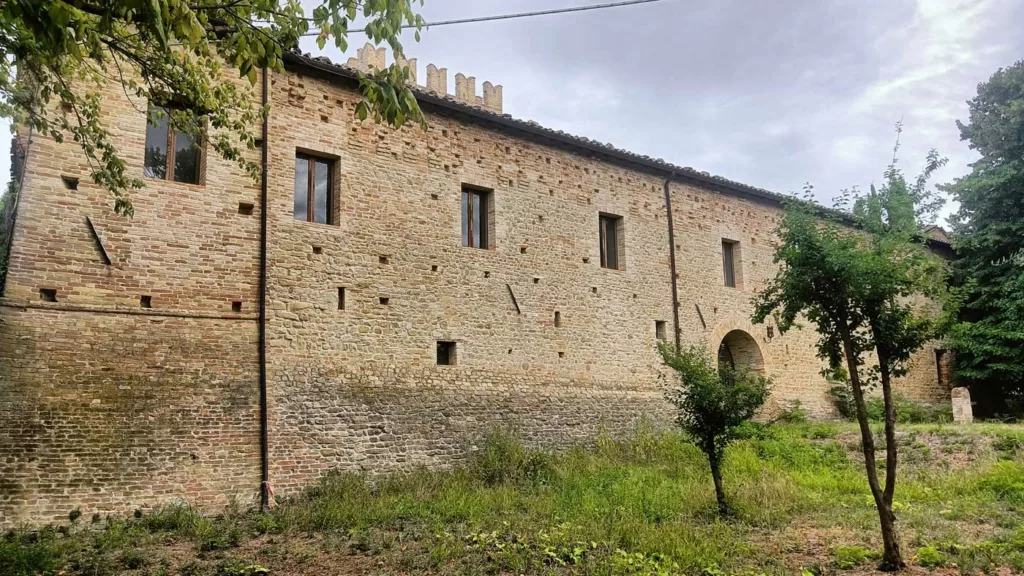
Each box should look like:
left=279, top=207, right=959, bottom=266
left=826, top=383, right=857, bottom=419
left=832, top=545, right=878, bottom=569
left=916, top=546, right=947, bottom=568
left=775, top=400, right=809, bottom=423
left=865, top=395, right=952, bottom=424
left=469, top=426, right=554, bottom=486
left=658, top=342, right=771, bottom=516
left=120, top=549, right=148, bottom=570
left=0, top=534, right=62, bottom=576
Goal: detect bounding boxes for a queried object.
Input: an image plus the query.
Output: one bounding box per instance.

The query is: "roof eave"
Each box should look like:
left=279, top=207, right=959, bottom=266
left=281, top=51, right=799, bottom=208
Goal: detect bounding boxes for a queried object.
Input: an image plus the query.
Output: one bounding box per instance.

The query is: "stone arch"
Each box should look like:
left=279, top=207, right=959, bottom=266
left=709, top=318, right=768, bottom=375
left=717, top=330, right=765, bottom=374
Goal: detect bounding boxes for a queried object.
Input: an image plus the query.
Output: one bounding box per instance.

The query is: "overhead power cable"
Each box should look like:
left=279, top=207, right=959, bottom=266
left=297, top=0, right=664, bottom=37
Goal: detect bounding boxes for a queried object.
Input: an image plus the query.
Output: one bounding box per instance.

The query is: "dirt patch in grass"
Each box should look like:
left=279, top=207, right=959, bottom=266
left=832, top=429, right=994, bottom=471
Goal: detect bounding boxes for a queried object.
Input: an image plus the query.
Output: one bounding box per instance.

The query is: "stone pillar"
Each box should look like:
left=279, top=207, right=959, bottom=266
left=951, top=387, right=973, bottom=424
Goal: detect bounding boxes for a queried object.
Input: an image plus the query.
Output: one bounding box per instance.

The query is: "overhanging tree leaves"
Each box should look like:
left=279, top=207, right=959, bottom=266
left=0, top=0, right=425, bottom=216
left=753, top=145, right=948, bottom=571
left=658, top=341, right=770, bottom=517
left=943, top=60, right=1024, bottom=416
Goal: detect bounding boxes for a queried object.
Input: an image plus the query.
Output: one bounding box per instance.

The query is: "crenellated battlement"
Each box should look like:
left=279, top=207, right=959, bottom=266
left=344, top=43, right=502, bottom=114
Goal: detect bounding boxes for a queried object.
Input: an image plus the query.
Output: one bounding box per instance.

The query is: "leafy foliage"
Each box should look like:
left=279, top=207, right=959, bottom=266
left=944, top=60, right=1024, bottom=415
left=1, top=0, right=425, bottom=216
left=658, top=341, right=770, bottom=515
left=469, top=426, right=554, bottom=486
left=752, top=134, right=949, bottom=570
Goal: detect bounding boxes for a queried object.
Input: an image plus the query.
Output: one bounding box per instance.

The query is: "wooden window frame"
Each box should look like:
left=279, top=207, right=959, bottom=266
left=599, top=213, right=623, bottom=270
left=462, top=186, right=491, bottom=249
left=146, top=105, right=203, bottom=184
left=294, top=153, right=335, bottom=224
left=722, top=239, right=738, bottom=288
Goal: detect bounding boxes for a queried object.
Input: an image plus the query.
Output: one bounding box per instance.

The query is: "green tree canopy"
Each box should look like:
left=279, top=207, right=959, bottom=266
left=753, top=143, right=948, bottom=570
left=0, top=0, right=425, bottom=216
left=944, top=60, right=1024, bottom=415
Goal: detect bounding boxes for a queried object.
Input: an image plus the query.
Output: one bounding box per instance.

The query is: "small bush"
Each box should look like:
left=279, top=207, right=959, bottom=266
left=865, top=395, right=952, bottom=424
left=776, top=400, right=809, bottom=423
left=917, top=546, right=947, bottom=568
left=469, top=426, right=553, bottom=486
left=832, top=545, right=878, bottom=569
left=0, top=535, right=62, bottom=576
left=121, top=548, right=148, bottom=569
left=979, top=460, right=1024, bottom=504
left=827, top=384, right=857, bottom=419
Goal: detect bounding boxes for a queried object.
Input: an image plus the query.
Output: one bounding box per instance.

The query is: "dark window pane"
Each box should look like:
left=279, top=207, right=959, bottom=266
left=144, top=107, right=169, bottom=179
left=605, top=218, right=618, bottom=270
left=294, top=157, right=309, bottom=221
left=461, top=191, right=470, bottom=246
left=472, top=192, right=483, bottom=248
left=436, top=341, right=455, bottom=365
left=313, top=159, right=330, bottom=224
left=723, top=241, right=735, bottom=287
left=173, top=128, right=199, bottom=184
left=600, top=216, right=619, bottom=269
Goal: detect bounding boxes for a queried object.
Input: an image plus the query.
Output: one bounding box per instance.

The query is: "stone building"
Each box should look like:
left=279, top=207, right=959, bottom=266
left=0, top=45, right=952, bottom=526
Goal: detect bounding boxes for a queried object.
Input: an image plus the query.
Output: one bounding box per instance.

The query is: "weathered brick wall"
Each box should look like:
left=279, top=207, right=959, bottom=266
left=0, top=62, right=948, bottom=525
left=0, top=71, right=264, bottom=526
left=0, top=307, right=259, bottom=527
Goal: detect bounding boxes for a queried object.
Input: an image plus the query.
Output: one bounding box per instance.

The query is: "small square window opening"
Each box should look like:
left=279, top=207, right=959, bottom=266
left=436, top=341, right=457, bottom=366
left=655, top=320, right=667, bottom=341
left=39, top=288, right=57, bottom=302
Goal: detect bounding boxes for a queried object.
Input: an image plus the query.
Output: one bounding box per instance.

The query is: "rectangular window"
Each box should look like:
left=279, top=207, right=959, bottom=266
left=655, top=320, right=667, bottom=341
left=338, top=287, right=346, bottom=310
left=436, top=341, right=457, bottom=365
left=144, top=105, right=202, bottom=184
left=599, top=214, right=622, bottom=270
left=723, top=240, right=738, bottom=287
left=461, top=186, right=490, bottom=248
left=294, top=154, right=334, bottom=224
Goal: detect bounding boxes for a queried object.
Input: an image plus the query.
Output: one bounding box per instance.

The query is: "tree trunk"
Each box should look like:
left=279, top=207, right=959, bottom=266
left=839, top=327, right=905, bottom=571
left=709, top=451, right=728, bottom=517
left=875, top=344, right=905, bottom=571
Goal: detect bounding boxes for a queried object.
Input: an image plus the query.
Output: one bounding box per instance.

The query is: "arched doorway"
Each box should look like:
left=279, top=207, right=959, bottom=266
left=717, top=329, right=765, bottom=374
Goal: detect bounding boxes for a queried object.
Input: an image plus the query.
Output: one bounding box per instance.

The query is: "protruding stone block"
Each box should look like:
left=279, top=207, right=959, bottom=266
left=951, top=387, right=973, bottom=424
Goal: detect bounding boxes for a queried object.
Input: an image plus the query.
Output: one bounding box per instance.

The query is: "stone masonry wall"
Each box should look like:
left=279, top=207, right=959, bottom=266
left=0, top=70, right=263, bottom=526
left=0, top=62, right=948, bottom=525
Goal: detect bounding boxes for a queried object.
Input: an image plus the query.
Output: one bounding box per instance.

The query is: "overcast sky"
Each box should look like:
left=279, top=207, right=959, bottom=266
left=4, top=0, right=1022, bottom=226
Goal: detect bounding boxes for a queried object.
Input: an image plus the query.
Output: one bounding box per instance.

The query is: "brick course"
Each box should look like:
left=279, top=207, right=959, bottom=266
left=0, top=57, right=948, bottom=526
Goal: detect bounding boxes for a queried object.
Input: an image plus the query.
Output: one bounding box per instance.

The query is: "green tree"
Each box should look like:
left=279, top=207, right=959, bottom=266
left=944, top=60, right=1024, bottom=416
left=753, top=147, right=947, bottom=570
left=658, top=341, right=770, bottom=517
left=1, top=0, right=424, bottom=216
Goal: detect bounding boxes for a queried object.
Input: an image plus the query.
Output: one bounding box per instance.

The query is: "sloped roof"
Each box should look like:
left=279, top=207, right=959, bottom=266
left=283, top=50, right=795, bottom=208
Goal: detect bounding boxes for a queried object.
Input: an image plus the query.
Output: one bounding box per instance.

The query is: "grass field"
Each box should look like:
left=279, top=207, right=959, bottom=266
left=3, top=422, right=1024, bottom=576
